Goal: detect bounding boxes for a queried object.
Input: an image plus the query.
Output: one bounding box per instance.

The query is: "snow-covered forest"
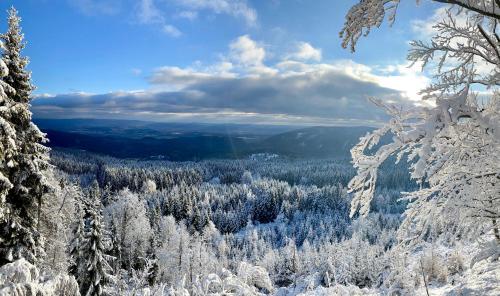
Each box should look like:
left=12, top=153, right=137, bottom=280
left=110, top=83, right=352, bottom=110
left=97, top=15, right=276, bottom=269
left=0, top=1, right=499, bottom=295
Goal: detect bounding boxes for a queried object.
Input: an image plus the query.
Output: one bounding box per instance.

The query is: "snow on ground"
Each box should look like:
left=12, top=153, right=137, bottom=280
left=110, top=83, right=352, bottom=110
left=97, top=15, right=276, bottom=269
left=277, top=285, right=378, bottom=296
left=421, top=260, right=500, bottom=296
left=0, top=258, right=498, bottom=295
left=275, top=259, right=499, bottom=296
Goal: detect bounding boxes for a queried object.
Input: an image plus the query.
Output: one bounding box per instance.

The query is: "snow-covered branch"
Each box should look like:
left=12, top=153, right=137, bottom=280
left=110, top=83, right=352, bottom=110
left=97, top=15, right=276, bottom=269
left=348, top=85, right=499, bottom=250
left=341, top=0, right=500, bottom=52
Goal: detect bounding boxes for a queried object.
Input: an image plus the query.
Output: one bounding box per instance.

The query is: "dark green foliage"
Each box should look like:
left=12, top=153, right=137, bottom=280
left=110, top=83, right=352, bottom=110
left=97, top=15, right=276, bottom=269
left=71, top=182, right=113, bottom=296
left=145, top=237, right=159, bottom=287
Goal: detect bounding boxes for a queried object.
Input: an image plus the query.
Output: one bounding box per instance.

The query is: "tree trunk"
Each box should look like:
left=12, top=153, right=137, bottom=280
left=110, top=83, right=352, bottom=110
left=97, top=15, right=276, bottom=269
left=420, top=258, right=430, bottom=296
left=37, top=196, right=41, bottom=232
left=488, top=195, right=500, bottom=244
left=492, top=217, right=500, bottom=243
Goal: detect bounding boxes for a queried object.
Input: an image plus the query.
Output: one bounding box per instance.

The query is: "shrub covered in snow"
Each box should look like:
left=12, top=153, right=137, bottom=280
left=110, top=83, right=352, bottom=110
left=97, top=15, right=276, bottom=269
left=0, top=259, right=79, bottom=296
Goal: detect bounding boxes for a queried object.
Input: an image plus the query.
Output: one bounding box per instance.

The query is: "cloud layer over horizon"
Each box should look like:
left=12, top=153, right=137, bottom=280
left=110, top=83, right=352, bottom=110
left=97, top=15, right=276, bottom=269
left=32, top=35, right=429, bottom=126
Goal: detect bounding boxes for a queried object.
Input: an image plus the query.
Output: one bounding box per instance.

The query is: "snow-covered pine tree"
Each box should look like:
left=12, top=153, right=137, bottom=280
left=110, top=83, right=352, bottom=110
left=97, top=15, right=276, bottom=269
left=106, top=218, right=121, bottom=273
left=145, top=236, right=159, bottom=287
left=0, top=6, right=50, bottom=266
left=79, top=182, right=113, bottom=296
left=2, top=7, right=34, bottom=104
left=68, top=196, right=85, bottom=282
left=0, top=38, right=16, bottom=265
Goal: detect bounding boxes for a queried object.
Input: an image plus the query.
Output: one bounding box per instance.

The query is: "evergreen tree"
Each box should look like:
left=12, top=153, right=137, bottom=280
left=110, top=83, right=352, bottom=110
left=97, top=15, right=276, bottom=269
left=68, top=199, right=85, bottom=279
left=145, top=236, right=159, bottom=286
left=78, top=183, right=113, bottom=296
left=106, top=218, right=121, bottom=273
left=0, top=6, right=50, bottom=266
left=2, top=7, right=34, bottom=104
left=275, top=238, right=298, bottom=287
left=0, top=39, right=16, bottom=264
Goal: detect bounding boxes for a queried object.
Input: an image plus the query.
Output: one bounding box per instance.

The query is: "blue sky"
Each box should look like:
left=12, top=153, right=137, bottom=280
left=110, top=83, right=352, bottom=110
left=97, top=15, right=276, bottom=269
left=0, top=0, right=444, bottom=125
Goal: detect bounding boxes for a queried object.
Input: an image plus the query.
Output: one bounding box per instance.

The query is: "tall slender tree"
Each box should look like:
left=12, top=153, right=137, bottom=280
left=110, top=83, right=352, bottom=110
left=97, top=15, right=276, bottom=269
left=77, top=182, right=113, bottom=296
left=2, top=7, right=34, bottom=104
left=68, top=197, right=85, bottom=281
left=0, top=39, right=16, bottom=250
left=0, top=7, right=50, bottom=266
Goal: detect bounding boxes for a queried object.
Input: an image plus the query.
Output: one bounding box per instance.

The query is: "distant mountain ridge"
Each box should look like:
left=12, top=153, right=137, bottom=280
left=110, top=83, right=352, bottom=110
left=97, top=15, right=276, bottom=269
left=35, top=119, right=373, bottom=160
left=258, top=126, right=372, bottom=158
left=34, top=118, right=297, bottom=138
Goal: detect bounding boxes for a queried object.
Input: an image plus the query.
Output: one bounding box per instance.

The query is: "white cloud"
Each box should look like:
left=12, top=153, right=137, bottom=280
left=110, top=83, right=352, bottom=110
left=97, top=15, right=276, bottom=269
left=163, top=25, right=183, bottom=37
left=146, top=35, right=430, bottom=113
left=35, top=67, right=403, bottom=125
left=173, top=0, right=257, bottom=26
left=37, top=35, right=431, bottom=125
left=137, top=0, right=164, bottom=24
left=73, top=0, right=256, bottom=37
left=136, top=0, right=183, bottom=38
left=146, top=35, right=430, bottom=111
left=373, top=62, right=431, bottom=102
left=175, top=10, right=198, bottom=20
left=227, top=35, right=277, bottom=77
left=229, top=35, right=265, bottom=66
left=149, top=59, right=239, bottom=90
left=411, top=7, right=468, bottom=39
left=289, top=42, right=322, bottom=62
left=150, top=66, right=219, bottom=89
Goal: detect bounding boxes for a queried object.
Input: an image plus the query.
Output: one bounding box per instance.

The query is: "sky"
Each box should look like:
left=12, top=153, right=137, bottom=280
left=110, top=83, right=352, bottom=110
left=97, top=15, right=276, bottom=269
left=0, top=0, right=445, bottom=126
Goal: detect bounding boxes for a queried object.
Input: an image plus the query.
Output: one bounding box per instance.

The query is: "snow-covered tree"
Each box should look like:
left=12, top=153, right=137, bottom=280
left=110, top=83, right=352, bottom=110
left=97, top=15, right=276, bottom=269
left=76, top=183, right=113, bottom=296
left=141, top=179, right=156, bottom=194
left=342, top=0, right=499, bottom=100
left=274, top=238, right=299, bottom=287
left=0, top=38, right=16, bottom=255
left=340, top=0, right=500, bottom=53
left=68, top=194, right=85, bottom=282
left=0, top=258, right=80, bottom=295
left=145, top=237, right=159, bottom=287
left=237, top=262, right=274, bottom=294
left=241, top=171, right=254, bottom=185
left=0, top=6, right=50, bottom=266
left=344, top=0, right=500, bottom=263
left=2, top=7, right=34, bottom=103
left=104, top=188, right=151, bottom=271
left=41, top=174, right=80, bottom=273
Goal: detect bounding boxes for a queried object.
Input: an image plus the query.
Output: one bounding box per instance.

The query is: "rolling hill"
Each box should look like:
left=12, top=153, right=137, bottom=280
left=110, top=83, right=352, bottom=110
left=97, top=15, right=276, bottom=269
left=36, top=119, right=373, bottom=160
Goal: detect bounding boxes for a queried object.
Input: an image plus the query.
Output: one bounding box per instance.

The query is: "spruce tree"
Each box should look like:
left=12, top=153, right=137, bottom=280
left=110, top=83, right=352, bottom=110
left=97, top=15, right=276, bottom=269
left=0, top=6, right=50, bottom=266
left=68, top=199, right=85, bottom=280
left=0, top=42, right=16, bottom=240
left=107, top=219, right=121, bottom=273
left=145, top=236, right=159, bottom=286
left=77, top=183, right=113, bottom=296
left=2, top=7, right=34, bottom=104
